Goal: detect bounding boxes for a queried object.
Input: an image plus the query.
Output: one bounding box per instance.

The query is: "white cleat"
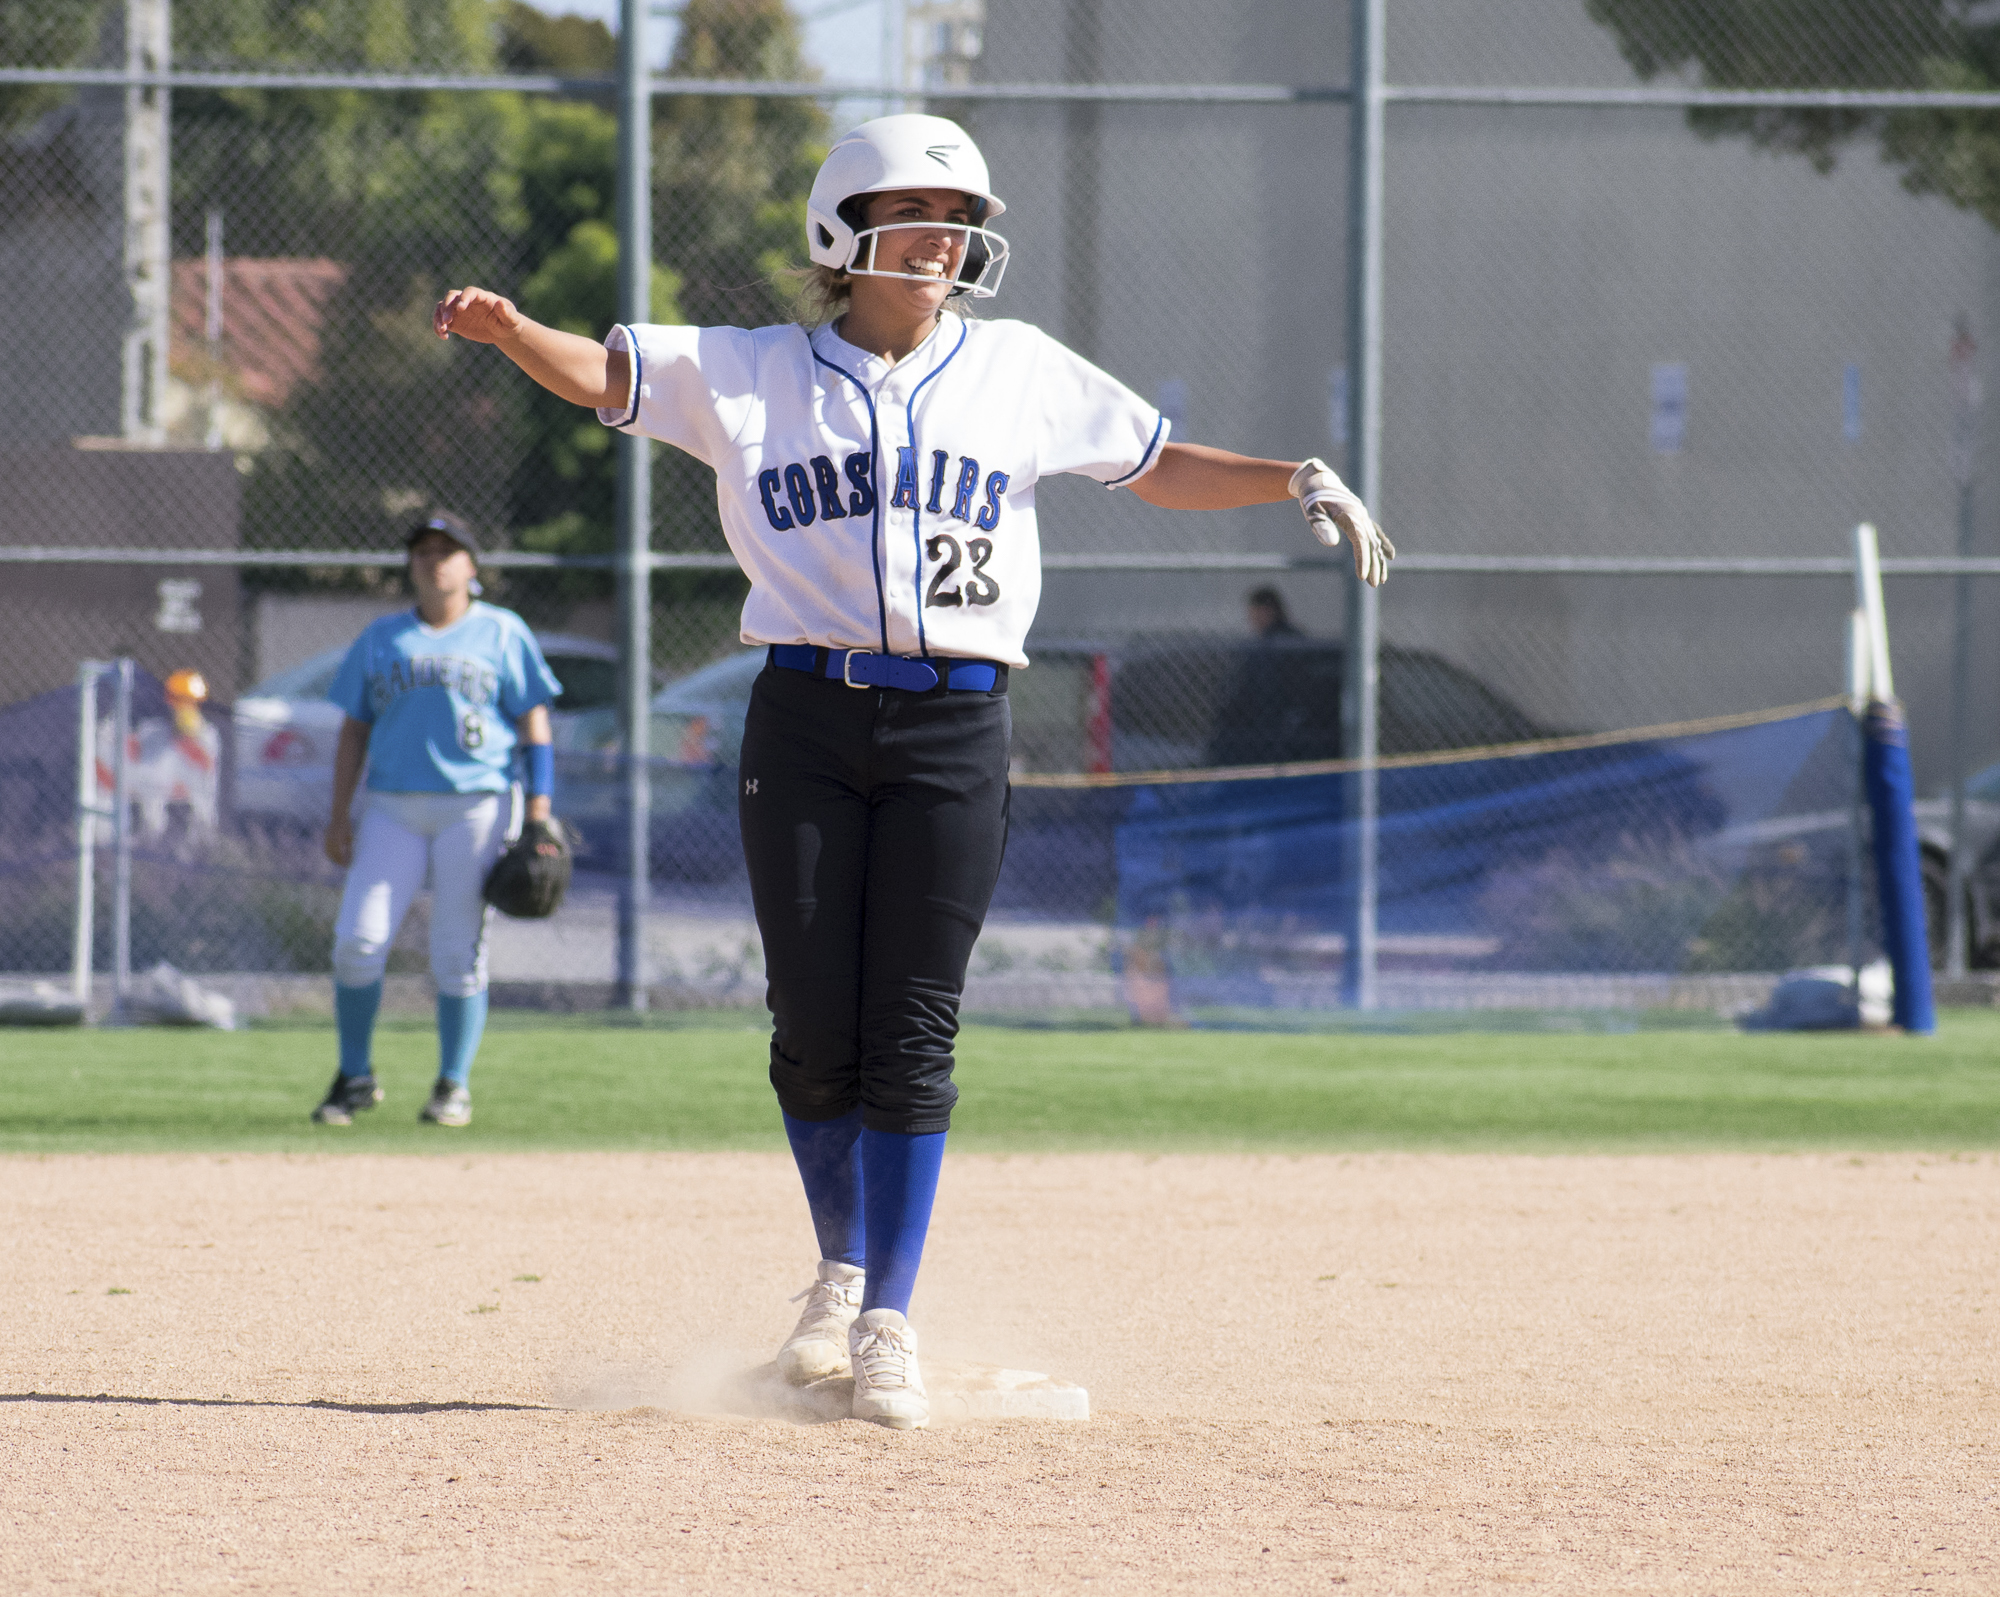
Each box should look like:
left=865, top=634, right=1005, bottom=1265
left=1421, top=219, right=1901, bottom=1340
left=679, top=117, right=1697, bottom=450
left=776, top=1260, right=865, bottom=1386
left=849, top=1307, right=929, bottom=1430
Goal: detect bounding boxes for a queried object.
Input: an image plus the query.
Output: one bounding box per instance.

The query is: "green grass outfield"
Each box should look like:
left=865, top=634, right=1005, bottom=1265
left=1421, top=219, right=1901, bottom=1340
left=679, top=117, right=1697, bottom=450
left=2, top=1009, right=1998, bottom=1153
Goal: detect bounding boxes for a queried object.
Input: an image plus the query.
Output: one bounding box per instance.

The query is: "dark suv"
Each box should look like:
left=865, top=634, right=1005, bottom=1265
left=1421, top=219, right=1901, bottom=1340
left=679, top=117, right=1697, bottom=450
left=1013, top=637, right=1551, bottom=775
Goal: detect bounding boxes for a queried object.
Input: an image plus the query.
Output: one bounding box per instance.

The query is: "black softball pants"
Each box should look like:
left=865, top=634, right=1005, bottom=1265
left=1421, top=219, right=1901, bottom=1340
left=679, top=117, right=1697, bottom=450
left=737, top=661, right=1011, bottom=1135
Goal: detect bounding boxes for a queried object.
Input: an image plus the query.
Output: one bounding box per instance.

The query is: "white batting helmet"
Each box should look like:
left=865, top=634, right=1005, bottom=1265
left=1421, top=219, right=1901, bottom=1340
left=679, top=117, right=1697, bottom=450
left=806, top=114, right=1010, bottom=297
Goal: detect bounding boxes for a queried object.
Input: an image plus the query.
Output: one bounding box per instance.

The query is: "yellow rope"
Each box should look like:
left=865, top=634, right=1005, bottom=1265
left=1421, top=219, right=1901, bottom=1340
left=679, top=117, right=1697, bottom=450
left=1007, top=695, right=1851, bottom=790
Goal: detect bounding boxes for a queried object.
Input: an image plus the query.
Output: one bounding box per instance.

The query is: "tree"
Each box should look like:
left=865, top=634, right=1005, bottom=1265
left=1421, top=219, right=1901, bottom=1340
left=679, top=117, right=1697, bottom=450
left=1587, top=1, right=2000, bottom=227
left=636, top=0, right=828, bottom=580
left=510, top=97, right=683, bottom=575
left=0, top=0, right=105, bottom=131
left=7, top=0, right=822, bottom=646
left=497, top=0, right=616, bottom=77
left=657, top=0, right=828, bottom=332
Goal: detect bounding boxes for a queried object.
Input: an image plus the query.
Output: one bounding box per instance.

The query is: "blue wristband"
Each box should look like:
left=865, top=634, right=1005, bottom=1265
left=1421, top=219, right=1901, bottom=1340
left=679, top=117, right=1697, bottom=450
left=524, top=742, right=555, bottom=799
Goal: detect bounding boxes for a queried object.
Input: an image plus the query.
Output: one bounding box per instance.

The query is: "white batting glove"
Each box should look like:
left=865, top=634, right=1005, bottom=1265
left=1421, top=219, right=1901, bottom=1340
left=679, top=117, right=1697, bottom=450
left=1290, top=458, right=1395, bottom=587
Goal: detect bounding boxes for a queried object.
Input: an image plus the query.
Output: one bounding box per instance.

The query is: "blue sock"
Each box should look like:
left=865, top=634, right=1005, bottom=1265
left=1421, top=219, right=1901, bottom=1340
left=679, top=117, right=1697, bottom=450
left=334, top=981, right=382, bottom=1079
left=436, top=990, right=488, bottom=1085
left=859, top=1128, right=947, bottom=1317
left=783, top=1109, right=866, bottom=1267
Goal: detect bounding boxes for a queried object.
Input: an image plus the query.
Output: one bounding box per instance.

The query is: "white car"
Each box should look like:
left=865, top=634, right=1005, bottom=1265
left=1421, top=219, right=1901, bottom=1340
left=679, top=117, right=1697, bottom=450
left=231, top=633, right=622, bottom=827
left=551, top=645, right=765, bottom=766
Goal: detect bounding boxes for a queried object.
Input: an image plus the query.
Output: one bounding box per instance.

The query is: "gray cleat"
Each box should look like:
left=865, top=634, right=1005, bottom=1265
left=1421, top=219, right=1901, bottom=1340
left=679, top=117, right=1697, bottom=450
left=419, top=1078, right=472, bottom=1127
left=311, top=1072, right=383, bottom=1126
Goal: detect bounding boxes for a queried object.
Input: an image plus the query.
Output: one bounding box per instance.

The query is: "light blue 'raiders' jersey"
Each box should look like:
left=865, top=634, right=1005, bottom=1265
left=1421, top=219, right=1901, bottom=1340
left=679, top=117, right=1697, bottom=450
left=329, top=603, right=561, bottom=794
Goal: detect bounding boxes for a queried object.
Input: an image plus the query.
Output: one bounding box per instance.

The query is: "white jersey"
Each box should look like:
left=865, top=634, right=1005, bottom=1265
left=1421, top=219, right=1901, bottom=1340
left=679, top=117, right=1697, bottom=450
left=598, top=315, right=1167, bottom=669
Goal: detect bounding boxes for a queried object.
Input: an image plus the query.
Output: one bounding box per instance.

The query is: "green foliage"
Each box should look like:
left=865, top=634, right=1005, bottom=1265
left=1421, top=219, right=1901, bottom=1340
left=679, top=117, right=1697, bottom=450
left=1586, top=1, right=2000, bottom=227
left=0, top=0, right=106, bottom=131
left=496, top=0, right=615, bottom=75
left=640, top=0, right=830, bottom=570
left=1586, top=1, right=1957, bottom=91
left=658, top=0, right=829, bottom=332
left=9, top=0, right=822, bottom=588
left=218, top=91, right=540, bottom=547
left=176, top=0, right=498, bottom=71
left=6, top=1016, right=2000, bottom=1152
left=161, top=0, right=828, bottom=567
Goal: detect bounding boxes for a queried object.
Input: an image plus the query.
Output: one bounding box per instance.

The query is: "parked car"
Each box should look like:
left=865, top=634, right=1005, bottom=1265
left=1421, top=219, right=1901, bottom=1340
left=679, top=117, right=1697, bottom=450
left=1728, top=751, right=2000, bottom=970
left=557, top=638, right=1719, bottom=915
left=232, top=633, right=624, bottom=827
left=558, top=648, right=766, bottom=880
left=1036, top=637, right=1721, bottom=926
left=1077, top=637, right=1550, bottom=771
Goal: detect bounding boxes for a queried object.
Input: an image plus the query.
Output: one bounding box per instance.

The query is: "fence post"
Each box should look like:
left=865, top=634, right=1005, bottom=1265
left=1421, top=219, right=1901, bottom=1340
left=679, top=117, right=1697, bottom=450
left=615, top=0, right=653, bottom=1012
left=73, top=662, right=110, bottom=1009
left=122, top=0, right=171, bottom=444
left=110, top=658, right=135, bottom=1022
left=1845, top=609, right=1869, bottom=985
left=1342, top=0, right=1385, bottom=1009
left=1946, top=317, right=1979, bottom=976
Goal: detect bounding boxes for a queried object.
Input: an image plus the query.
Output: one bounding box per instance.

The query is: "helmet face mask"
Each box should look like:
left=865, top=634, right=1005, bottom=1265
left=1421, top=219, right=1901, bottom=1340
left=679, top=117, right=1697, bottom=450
left=848, top=221, right=1011, bottom=299
left=806, top=113, right=1010, bottom=301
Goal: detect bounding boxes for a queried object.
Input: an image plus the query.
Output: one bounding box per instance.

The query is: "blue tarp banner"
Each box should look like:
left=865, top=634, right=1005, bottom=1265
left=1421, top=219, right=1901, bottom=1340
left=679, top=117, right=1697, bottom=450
left=2, top=674, right=1877, bottom=1015
left=1096, top=705, right=1863, bottom=1011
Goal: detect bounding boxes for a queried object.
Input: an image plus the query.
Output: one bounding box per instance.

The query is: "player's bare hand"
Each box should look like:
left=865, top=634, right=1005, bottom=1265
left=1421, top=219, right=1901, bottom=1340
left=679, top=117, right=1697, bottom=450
left=324, top=812, right=354, bottom=869
left=434, top=286, right=526, bottom=346
left=1289, top=458, right=1396, bottom=588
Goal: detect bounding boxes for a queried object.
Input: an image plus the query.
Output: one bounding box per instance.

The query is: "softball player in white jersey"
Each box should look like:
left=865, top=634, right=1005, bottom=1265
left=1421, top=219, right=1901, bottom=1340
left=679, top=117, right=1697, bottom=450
left=313, top=513, right=563, bottom=1129
left=433, top=113, right=1392, bottom=1426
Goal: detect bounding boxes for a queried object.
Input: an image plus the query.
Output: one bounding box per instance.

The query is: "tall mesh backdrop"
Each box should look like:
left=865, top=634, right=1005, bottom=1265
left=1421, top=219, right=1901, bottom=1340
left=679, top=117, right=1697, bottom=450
left=2, top=0, right=1993, bottom=1018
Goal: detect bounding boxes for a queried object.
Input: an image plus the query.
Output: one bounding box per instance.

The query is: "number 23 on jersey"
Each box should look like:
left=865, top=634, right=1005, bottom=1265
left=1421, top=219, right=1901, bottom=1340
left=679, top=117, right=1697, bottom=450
left=925, top=533, right=1000, bottom=609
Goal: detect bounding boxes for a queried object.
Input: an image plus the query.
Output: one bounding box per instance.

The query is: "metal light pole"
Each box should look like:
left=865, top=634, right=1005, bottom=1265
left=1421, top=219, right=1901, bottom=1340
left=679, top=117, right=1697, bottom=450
left=615, top=0, right=653, bottom=1011
left=1947, top=315, right=1980, bottom=977
left=1342, top=0, right=1385, bottom=1010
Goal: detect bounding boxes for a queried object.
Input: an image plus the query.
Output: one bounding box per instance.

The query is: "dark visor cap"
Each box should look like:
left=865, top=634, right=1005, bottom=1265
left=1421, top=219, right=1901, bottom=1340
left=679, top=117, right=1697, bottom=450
left=405, top=511, right=480, bottom=558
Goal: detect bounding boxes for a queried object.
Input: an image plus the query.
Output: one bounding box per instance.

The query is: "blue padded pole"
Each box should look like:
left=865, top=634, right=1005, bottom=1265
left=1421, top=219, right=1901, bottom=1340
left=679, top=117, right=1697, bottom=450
left=1853, top=524, right=1934, bottom=1034
left=1862, top=700, right=1935, bottom=1033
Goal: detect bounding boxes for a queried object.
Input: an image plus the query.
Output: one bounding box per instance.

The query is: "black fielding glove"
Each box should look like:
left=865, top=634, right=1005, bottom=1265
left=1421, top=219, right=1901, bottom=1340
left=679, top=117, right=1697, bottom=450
left=482, top=818, right=574, bottom=919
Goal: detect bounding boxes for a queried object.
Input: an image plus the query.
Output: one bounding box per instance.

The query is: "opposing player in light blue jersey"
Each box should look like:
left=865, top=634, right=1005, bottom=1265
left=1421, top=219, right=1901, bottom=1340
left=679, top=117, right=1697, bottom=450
left=433, top=114, right=1392, bottom=1424
left=312, top=512, right=563, bottom=1129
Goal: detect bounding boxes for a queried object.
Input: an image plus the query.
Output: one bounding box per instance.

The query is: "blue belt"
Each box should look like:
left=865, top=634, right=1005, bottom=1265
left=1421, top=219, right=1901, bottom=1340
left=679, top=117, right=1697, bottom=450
left=768, top=644, right=1005, bottom=694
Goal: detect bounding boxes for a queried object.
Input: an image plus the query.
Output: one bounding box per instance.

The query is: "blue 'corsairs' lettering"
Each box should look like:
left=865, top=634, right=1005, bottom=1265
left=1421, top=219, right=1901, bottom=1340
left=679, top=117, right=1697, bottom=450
left=808, top=454, right=848, bottom=520
left=758, top=468, right=795, bottom=530
left=844, top=451, right=876, bottom=516
left=950, top=457, right=981, bottom=523
left=783, top=462, right=818, bottom=526
left=976, top=470, right=1008, bottom=531
left=891, top=447, right=919, bottom=509
left=925, top=449, right=949, bottom=514
left=809, top=456, right=848, bottom=520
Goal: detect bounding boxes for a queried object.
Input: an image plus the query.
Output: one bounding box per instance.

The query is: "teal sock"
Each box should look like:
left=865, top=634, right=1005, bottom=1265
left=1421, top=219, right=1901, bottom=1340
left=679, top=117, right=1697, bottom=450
left=436, top=990, right=488, bottom=1085
left=334, top=981, right=382, bottom=1078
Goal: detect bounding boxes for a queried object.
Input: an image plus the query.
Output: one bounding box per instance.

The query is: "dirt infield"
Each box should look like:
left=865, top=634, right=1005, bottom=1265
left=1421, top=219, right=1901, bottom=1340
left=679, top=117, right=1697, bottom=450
left=3, top=1150, right=1995, bottom=1595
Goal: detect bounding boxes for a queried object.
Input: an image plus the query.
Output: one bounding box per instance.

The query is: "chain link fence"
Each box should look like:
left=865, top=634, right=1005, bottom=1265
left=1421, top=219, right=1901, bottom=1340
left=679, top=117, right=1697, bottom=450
left=5, top=0, right=1998, bottom=1020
